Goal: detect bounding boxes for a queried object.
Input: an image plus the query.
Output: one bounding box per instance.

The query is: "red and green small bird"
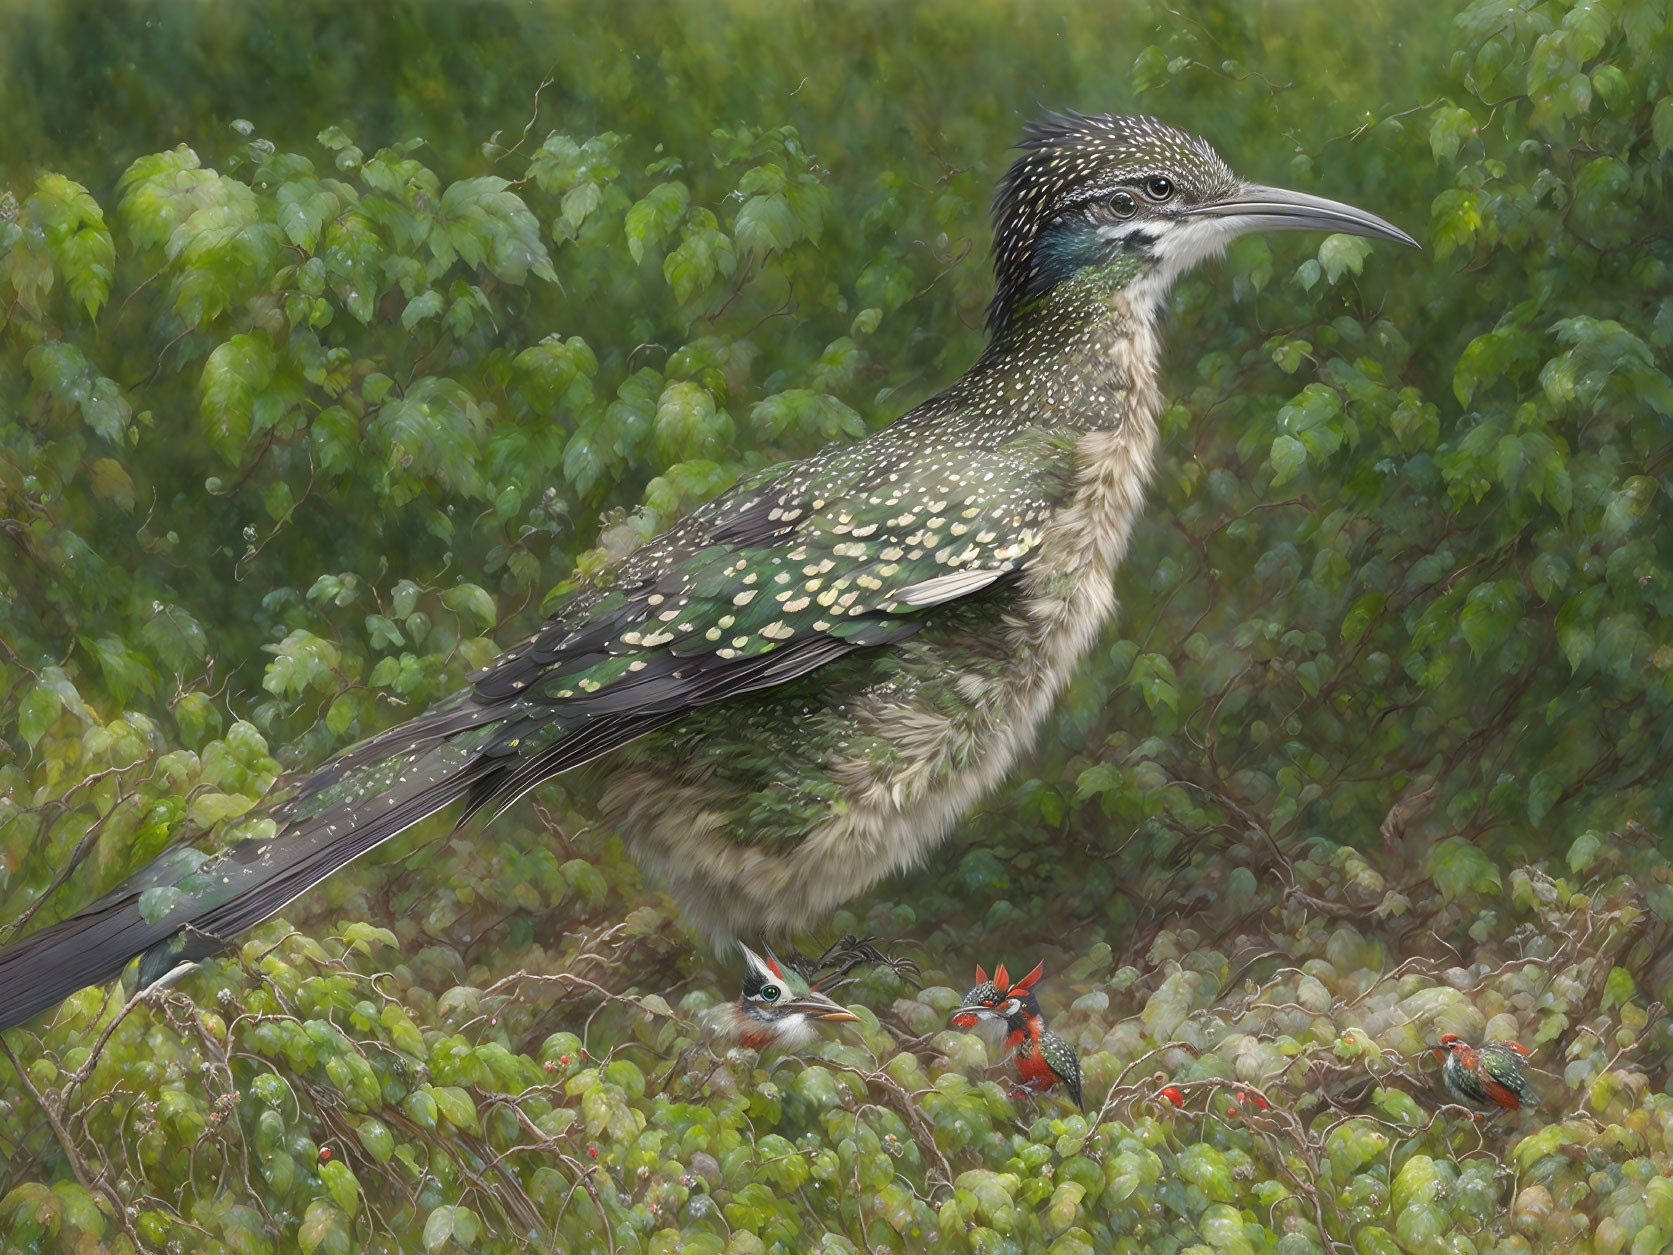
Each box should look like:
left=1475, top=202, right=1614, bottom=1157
left=704, top=945, right=859, bottom=1053
left=1431, top=1033, right=1538, bottom=1114
left=951, top=962, right=1082, bottom=1109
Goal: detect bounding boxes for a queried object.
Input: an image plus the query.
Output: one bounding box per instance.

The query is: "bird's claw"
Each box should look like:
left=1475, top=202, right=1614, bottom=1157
left=766, top=934, right=921, bottom=990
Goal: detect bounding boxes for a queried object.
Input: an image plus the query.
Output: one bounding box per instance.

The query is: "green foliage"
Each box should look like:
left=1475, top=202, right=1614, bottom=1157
left=2, top=0, right=1672, bottom=1251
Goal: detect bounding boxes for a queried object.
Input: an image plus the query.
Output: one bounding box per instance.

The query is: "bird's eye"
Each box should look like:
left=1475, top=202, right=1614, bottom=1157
left=1146, top=176, right=1174, bottom=201
left=759, top=984, right=780, bottom=1002
left=1108, top=191, right=1137, bottom=219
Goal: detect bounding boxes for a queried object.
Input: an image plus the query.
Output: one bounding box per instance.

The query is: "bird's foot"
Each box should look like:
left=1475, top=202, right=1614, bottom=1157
left=794, top=934, right=920, bottom=991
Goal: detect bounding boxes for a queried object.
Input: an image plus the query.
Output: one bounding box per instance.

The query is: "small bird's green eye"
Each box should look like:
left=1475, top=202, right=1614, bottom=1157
left=1146, top=176, right=1174, bottom=200
left=1109, top=191, right=1136, bottom=218
left=760, top=984, right=780, bottom=1001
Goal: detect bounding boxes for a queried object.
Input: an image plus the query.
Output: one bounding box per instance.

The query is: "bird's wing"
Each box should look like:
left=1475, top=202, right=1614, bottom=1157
left=286, top=420, right=1061, bottom=806
left=1478, top=1076, right=1521, bottom=1110
left=475, top=424, right=1071, bottom=706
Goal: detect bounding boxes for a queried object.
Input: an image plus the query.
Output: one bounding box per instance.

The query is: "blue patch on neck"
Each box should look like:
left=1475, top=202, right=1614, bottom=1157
left=1023, top=219, right=1109, bottom=301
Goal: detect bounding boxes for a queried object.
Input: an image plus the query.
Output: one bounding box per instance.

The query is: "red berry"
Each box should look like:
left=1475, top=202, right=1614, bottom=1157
left=588, top=1146, right=598, bottom=1158
left=1249, top=1092, right=1272, bottom=1110
left=1159, top=1085, right=1185, bottom=1108
left=319, top=1148, right=331, bottom=1162
left=560, top=1054, right=570, bottom=1065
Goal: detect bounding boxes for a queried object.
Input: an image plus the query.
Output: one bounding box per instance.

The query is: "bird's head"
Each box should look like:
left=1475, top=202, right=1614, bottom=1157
left=987, top=990, right=1042, bottom=1033
left=949, top=963, right=1001, bottom=1029
left=987, top=110, right=1416, bottom=336
left=724, top=944, right=858, bottom=1052
left=950, top=959, right=1044, bottom=1028
left=1430, top=1032, right=1469, bottom=1062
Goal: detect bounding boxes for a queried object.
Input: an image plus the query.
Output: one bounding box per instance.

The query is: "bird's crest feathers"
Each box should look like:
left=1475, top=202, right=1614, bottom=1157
left=739, top=943, right=807, bottom=1000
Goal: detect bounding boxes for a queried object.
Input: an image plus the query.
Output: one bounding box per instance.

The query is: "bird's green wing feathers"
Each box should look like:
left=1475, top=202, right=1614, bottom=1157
left=279, top=418, right=1075, bottom=834
left=471, top=422, right=1075, bottom=721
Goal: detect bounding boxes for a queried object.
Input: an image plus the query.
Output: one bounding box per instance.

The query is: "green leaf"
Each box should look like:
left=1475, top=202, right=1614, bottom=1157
left=623, top=180, right=689, bottom=264
left=440, top=583, right=497, bottom=633
left=276, top=177, right=341, bottom=251
left=654, top=380, right=731, bottom=465
left=423, top=1204, right=480, bottom=1253
left=1340, top=594, right=1386, bottom=649
left=1655, top=98, right=1673, bottom=154
left=1567, top=831, right=1603, bottom=874
left=29, top=173, right=115, bottom=318
left=117, top=145, right=217, bottom=252
left=402, top=289, right=443, bottom=330
left=200, top=333, right=277, bottom=464
left=1459, top=579, right=1520, bottom=660
left=1602, top=966, right=1636, bottom=1011
left=1318, top=234, right=1372, bottom=285
left=298, top=1201, right=350, bottom=1255
left=320, top=1161, right=360, bottom=1219
left=425, top=1085, right=478, bottom=1133
left=664, top=227, right=733, bottom=304
left=734, top=193, right=795, bottom=257
left=18, top=684, right=63, bottom=746
left=23, top=341, right=133, bottom=441
left=1269, top=434, right=1307, bottom=485
left=441, top=176, right=555, bottom=283
left=1425, top=836, right=1501, bottom=903
left=1428, top=104, right=1477, bottom=163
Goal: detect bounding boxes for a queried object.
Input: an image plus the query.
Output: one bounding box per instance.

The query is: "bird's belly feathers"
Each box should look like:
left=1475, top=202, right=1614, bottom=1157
left=599, top=420, right=1157, bottom=946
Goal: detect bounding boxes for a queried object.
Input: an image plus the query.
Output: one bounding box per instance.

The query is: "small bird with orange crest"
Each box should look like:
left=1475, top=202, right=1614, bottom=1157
left=950, top=960, right=1082, bottom=1110
left=1431, top=1033, right=1539, bottom=1116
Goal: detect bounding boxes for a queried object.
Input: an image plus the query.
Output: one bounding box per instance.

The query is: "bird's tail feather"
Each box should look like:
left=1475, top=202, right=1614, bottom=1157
left=0, top=716, right=501, bottom=1033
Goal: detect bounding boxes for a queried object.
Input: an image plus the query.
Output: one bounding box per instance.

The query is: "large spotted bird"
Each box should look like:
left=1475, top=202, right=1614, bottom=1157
left=0, top=112, right=1413, bottom=1030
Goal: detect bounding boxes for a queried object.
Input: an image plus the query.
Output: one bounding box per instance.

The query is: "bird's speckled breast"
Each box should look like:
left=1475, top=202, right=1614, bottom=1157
left=791, top=323, right=1165, bottom=925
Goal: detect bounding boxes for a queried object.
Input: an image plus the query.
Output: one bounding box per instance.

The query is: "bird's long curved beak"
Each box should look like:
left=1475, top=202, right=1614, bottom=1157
left=1189, top=183, right=1418, bottom=248
left=785, top=991, right=860, bottom=1022
left=951, top=1002, right=1000, bottom=1023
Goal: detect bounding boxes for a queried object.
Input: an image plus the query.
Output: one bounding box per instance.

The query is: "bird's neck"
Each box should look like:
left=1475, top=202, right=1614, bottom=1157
left=1006, top=1015, right=1044, bottom=1052
left=965, top=255, right=1166, bottom=435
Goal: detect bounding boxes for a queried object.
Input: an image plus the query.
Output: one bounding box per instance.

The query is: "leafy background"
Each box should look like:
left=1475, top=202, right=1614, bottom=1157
left=2, top=0, right=1671, bottom=1251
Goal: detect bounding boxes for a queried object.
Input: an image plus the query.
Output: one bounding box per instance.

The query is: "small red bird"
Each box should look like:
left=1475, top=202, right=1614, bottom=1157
left=952, top=964, right=1081, bottom=1110
left=1431, top=1033, right=1538, bottom=1113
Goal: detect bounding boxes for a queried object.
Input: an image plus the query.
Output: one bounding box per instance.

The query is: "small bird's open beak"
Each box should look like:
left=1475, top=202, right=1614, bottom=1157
left=786, top=991, right=860, bottom=1022
left=1189, top=183, right=1418, bottom=249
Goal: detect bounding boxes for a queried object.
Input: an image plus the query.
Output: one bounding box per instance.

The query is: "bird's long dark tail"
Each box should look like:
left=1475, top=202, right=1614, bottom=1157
left=0, top=701, right=508, bottom=1032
